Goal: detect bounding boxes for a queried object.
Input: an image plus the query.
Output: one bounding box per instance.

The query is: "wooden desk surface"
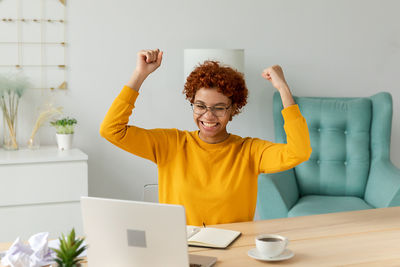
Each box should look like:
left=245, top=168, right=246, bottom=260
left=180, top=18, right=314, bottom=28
left=1, top=207, right=400, bottom=266
left=189, top=207, right=400, bottom=266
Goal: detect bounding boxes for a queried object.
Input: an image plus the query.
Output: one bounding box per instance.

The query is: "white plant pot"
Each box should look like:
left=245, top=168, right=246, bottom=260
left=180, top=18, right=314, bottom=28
left=56, top=134, right=74, bottom=150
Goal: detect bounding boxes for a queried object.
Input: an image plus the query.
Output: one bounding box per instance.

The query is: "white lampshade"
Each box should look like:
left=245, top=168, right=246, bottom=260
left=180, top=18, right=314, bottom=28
left=183, top=49, right=244, bottom=81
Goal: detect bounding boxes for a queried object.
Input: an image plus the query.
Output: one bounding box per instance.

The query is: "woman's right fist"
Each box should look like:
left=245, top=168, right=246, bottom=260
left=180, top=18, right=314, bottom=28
left=261, top=65, right=288, bottom=92
left=135, top=49, right=163, bottom=77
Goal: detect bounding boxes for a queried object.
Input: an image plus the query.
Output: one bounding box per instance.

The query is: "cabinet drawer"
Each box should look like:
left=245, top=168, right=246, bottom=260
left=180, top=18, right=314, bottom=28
left=0, top=161, right=87, bottom=207
left=0, top=201, right=83, bottom=242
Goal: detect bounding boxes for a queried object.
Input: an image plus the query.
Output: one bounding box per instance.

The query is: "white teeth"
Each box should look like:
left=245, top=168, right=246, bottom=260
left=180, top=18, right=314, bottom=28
left=203, top=122, right=217, bottom=127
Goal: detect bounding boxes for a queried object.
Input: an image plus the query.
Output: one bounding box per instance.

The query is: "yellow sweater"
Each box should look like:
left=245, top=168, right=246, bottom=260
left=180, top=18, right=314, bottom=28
left=100, top=86, right=312, bottom=226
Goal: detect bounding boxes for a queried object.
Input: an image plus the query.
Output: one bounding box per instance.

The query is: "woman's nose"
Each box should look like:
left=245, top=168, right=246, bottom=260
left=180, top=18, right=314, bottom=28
left=203, top=108, right=216, bottom=118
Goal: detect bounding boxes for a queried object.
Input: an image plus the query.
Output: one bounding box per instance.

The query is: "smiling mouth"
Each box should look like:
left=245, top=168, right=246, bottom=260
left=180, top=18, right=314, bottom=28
left=201, top=121, right=218, bottom=128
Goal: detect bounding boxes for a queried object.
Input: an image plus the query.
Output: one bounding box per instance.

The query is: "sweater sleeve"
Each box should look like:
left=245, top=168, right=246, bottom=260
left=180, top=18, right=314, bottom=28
left=254, top=104, right=312, bottom=173
left=99, top=85, right=178, bottom=164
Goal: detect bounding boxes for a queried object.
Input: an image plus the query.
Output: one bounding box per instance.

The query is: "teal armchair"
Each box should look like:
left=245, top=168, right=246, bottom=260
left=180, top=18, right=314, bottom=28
left=257, top=92, right=400, bottom=219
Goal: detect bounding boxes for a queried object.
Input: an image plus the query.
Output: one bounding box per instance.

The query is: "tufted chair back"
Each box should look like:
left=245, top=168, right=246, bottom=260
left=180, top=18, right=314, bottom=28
left=273, top=93, right=372, bottom=197
left=257, top=91, right=400, bottom=220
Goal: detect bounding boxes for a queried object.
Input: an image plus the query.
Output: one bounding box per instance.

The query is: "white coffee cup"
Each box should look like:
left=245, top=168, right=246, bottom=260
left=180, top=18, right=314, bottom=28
left=255, top=234, right=289, bottom=258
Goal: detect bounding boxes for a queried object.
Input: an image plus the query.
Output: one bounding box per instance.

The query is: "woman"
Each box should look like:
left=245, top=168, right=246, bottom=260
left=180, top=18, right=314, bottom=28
left=100, top=49, right=311, bottom=226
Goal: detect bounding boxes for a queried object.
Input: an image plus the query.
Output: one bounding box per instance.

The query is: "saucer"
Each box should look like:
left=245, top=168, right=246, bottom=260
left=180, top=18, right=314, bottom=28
left=247, top=248, right=294, bottom=261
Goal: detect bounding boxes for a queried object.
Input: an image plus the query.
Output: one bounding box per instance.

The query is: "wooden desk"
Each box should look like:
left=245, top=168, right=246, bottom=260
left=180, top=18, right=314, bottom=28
left=189, top=207, right=400, bottom=266
left=1, top=207, right=400, bottom=266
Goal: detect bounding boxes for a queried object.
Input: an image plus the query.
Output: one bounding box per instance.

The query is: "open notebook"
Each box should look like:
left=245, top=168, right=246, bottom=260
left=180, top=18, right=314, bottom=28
left=187, top=226, right=241, bottom=248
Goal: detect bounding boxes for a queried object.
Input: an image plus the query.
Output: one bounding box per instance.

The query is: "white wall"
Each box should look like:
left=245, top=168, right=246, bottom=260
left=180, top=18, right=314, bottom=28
left=62, top=0, right=399, bottom=200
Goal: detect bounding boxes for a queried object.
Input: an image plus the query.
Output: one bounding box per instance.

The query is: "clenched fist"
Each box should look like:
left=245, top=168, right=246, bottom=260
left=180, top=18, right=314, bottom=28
left=261, top=65, right=289, bottom=92
left=261, top=65, right=295, bottom=108
left=127, top=49, right=163, bottom=92
left=135, top=49, right=163, bottom=78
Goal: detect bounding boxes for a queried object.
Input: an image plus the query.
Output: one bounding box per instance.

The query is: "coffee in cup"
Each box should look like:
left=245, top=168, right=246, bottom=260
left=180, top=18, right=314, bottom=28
left=255, top=234, right=288, bottom=258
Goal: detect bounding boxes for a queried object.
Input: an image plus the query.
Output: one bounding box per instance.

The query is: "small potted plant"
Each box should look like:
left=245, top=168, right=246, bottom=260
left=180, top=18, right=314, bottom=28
left=50, top=117, right=77, bottom=150
left=52, top=228, right=87, bottom=267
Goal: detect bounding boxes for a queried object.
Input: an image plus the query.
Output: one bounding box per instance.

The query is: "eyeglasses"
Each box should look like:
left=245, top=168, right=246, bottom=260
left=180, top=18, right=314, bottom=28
left=191, top=103, right=232, bottom=117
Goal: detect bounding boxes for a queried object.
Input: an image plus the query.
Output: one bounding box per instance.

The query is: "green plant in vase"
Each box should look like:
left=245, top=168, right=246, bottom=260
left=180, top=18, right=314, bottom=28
left=50, top=117, right=77, bottom=150
left=52, top=228, right=87, bottom=267
left=50, top=117, right=78, bottom=134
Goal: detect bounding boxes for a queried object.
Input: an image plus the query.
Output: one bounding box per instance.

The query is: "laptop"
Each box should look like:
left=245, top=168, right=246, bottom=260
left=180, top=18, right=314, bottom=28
left=81, top=196, right=217, bottom=267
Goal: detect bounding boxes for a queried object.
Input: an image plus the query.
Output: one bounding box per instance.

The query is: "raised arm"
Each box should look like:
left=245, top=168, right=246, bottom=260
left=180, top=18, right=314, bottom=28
left=127, top=49, right=163, bottom=92
left=262, top=65, right=295, bottom=108
left=100, top=49, right=178, bottom=164
left=256, top=65, right=311, bottom=173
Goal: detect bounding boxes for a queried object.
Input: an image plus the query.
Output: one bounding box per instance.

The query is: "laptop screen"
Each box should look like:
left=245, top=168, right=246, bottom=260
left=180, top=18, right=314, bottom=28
left=81, top=197, right=216, bottom=267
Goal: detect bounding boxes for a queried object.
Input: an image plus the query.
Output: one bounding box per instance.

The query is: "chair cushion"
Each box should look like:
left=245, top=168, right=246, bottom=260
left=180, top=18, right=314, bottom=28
left=288, top=195, right=373, bottom=217
left=293, top=97, right=372, bottom=197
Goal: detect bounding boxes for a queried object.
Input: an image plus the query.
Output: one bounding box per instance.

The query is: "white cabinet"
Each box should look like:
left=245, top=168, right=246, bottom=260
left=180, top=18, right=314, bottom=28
left=0, top=146, right=88, bottom=242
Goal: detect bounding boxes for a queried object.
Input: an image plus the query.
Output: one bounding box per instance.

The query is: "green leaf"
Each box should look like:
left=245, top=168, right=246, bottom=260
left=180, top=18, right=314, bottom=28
left=52, top=228, right=87, bottom=266
left=50, top=117, right=77, bottom=134
left=68, top=228, right=76, bottom=245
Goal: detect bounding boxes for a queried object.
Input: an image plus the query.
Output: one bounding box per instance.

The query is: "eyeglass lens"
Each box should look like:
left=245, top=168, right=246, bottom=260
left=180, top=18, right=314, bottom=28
left=192, top=104, right=229, bottom=117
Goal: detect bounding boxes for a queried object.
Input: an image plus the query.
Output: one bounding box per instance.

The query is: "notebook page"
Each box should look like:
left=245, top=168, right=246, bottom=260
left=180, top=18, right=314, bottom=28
left=188, top=227, right=240, bottom=248
left=187, top=225, right=201, bottom=239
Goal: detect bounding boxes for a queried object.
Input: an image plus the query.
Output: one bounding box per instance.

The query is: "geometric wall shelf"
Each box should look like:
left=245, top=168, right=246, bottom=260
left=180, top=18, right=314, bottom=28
left=0, top=0, right=67, bottom=90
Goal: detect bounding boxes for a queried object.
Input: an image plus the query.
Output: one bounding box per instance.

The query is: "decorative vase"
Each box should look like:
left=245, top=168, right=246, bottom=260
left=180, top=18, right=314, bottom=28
left=3, top=112, right=18, bottom=150
left=27, top=135, right=40, bottom=150
left=56, top=133, right=73, bottom=150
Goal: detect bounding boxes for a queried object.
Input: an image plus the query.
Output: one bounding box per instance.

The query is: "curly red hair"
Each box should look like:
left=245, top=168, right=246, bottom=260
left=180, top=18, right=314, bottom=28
left=183, top=61, right=248, bottom=116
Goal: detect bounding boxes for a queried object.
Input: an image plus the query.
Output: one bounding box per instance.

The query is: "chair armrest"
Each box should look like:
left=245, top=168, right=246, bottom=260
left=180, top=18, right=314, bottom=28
left=364, top=160, right=400, bottom=208
left=257, top=169, right=299, bottom=219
